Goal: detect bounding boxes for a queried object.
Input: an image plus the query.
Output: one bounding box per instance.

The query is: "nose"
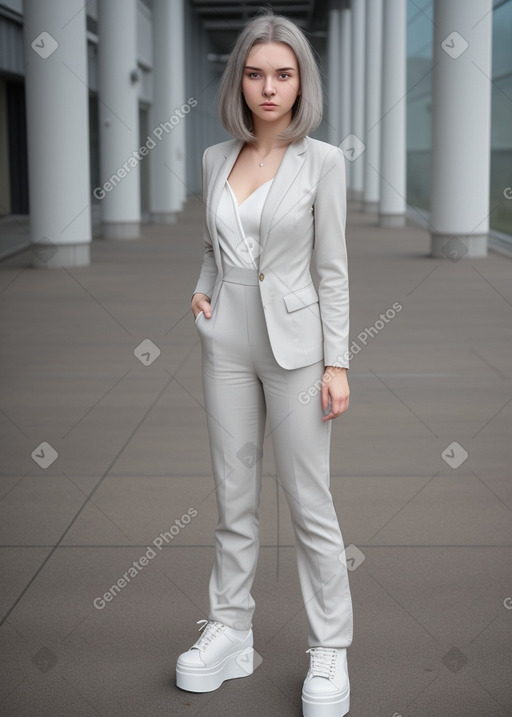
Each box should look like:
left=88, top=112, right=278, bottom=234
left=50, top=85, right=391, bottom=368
left=262, top=75, right=276, bottom=97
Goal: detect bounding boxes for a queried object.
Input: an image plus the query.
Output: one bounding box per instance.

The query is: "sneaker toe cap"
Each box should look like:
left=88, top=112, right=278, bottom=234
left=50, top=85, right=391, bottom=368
left=304, top=676, right=343, bottom=695
left=177, top=649, right=204, bottom=668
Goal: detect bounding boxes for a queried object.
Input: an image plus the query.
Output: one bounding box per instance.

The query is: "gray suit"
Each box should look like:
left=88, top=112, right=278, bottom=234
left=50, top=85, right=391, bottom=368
left=192, top=136, right=353, bottom=649
left=193, top=136, right=350, bottom=370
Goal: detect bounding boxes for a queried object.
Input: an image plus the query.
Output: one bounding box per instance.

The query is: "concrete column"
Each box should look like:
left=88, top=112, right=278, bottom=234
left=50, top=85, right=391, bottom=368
left=23, top=0, right=91, bottom=267
left=430, top=0, right=492, bottom=258
left=97, top=0, right=140, bottom=239
left=172, top=0, right=187, bottom=209
left=327, top=3, right=341, bottom=145
left=0, top=80, right=10, bottom=215
left=339, top=5, right=352, bottom=191
left=350, top=0, right=365, bottom=200
left=379, top=0, right=406, bottom=227
left=363, top=0, right=383, bottom=213
left=151, top=0, right=187, bottom=222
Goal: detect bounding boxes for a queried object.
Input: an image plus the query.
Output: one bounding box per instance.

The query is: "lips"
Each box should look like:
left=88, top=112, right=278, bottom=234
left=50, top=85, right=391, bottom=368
left=261, top=103, right=277, bottom=107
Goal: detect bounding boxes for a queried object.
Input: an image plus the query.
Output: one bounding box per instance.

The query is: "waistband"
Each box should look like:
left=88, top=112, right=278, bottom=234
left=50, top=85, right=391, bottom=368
left=221, top=266, right=260, bottom=286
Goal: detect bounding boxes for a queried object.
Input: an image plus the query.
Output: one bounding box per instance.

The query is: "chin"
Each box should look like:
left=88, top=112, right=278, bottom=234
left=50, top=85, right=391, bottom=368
left=255, top=110, right=286, bottom=122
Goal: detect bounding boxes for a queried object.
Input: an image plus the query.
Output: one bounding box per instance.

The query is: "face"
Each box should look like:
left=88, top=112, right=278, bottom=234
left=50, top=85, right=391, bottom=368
left=241, top=42, right=301, bottom=127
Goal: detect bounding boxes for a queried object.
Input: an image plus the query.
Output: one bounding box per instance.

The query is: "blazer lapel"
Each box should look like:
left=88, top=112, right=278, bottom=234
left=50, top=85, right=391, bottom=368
left=259, top=136, right=307, bottom=259
left=207, top=139, right=244, bottom=259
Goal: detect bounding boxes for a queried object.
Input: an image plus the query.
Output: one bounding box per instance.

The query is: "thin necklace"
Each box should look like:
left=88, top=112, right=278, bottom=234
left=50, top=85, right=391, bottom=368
left=256, top=148, right=273, bottom=167
left=254, top=144, right=285, bottom=167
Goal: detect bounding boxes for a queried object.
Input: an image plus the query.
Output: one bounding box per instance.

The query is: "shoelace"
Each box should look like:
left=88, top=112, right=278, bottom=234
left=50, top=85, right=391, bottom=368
left=306, top=647, right=338, bottom=679
left=194, top=619, right=225, bottom=652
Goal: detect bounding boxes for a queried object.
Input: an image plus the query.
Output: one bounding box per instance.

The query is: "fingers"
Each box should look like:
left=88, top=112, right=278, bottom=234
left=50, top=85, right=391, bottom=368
left=321, top=381, right=330, bottom=414
left=321, top=382, right=349, bottom=421
left=191, top=293, right=212, bottom=319
left=322, top=395, right=349, bottom=421
left=321, top=368, right=350, bottom=421
left=202, top=300, right=212, bottom=319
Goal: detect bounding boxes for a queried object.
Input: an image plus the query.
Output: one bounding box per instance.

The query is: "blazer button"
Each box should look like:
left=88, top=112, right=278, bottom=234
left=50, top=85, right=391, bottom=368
left=259, top=272, right=264, bottom=281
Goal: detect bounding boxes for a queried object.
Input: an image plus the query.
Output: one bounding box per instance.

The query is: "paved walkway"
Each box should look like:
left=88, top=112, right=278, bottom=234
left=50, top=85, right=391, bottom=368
left=1, top=194, right=511, bottom=716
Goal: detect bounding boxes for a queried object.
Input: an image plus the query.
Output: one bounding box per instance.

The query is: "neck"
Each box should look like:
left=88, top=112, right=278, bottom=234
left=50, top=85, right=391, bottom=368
left=251, top=111, right=292, bottom=153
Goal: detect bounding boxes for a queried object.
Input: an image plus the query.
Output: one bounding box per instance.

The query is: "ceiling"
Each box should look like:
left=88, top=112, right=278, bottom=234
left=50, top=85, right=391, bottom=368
left=190, top=0, right=332, bottom=53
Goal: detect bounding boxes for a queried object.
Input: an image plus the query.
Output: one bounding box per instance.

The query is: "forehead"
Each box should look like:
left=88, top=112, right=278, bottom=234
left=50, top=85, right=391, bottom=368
left=245, top=41, right=298, bottom=68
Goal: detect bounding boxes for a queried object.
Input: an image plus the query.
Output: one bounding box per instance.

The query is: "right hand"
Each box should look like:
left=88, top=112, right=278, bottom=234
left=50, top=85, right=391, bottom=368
left=191, top=293, right=212, bottom=319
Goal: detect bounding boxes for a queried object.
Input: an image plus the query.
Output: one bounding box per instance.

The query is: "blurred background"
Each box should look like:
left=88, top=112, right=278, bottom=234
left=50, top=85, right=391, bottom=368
left=0, top=0, right=511, bottom=264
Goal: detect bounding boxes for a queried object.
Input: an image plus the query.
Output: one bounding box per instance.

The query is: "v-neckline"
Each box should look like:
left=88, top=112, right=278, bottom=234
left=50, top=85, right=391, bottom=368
left=226, top=177, right=274, bottom=208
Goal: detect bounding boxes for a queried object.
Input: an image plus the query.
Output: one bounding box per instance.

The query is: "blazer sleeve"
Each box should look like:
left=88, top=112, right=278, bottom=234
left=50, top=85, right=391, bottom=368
left=191, top=147, right=218, bottom=301
left=312, top=146, right=350, bottom=369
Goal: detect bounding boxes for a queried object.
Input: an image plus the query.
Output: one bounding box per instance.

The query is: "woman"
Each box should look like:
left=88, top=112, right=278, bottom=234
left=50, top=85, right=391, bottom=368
left=176, top=10, right=353, bottom=717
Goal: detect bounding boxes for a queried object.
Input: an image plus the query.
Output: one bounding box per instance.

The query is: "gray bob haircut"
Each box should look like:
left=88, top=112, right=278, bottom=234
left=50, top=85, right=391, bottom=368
left=217, top=10, right=323, bottom=143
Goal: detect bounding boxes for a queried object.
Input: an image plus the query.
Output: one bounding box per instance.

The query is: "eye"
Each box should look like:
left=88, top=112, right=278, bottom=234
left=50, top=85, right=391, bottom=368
left=247, top=72, right=260, bottom=79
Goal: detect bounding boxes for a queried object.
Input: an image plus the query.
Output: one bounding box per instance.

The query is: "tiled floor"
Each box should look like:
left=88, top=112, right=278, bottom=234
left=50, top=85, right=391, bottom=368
left=0, top=195, right=511, bottom=716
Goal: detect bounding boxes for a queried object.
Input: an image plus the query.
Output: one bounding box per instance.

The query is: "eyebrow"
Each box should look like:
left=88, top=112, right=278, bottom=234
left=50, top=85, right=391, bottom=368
left=244, top=65, right=296, bottom=72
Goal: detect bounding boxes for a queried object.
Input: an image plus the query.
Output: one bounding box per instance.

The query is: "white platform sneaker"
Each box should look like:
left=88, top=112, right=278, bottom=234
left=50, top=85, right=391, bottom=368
left=176, top=619, right=254, bottom=692
left=301, top=647, right=350, bottom=717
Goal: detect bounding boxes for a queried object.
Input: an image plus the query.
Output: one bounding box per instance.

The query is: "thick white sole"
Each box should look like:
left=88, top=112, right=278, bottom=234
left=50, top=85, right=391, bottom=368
left=176, top=646, right=254, bottom=693
left=302, top=684, right=350, bottom=717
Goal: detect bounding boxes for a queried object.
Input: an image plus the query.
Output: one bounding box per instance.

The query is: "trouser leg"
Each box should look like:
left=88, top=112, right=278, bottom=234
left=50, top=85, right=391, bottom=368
left=259, top=359, right=353, bottom=648
left=198, top=280, right=265, bottom=631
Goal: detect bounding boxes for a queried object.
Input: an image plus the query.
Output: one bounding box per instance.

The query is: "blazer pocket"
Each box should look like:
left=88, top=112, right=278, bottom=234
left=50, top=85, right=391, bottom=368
left=283, top=283, right=319, bottom=312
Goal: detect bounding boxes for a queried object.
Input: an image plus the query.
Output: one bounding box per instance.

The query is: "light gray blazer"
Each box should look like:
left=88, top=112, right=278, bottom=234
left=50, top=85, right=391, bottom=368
left=192, top=135, right=350, bottom=370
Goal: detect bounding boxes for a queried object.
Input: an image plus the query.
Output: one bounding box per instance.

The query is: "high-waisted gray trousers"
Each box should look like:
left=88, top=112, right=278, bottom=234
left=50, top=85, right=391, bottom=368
left=194, top=266, right=353, bottom=648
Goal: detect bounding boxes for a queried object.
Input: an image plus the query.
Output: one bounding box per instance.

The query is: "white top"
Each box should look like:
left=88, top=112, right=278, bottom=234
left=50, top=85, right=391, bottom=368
left=215, top=178, right=274, bottom=270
